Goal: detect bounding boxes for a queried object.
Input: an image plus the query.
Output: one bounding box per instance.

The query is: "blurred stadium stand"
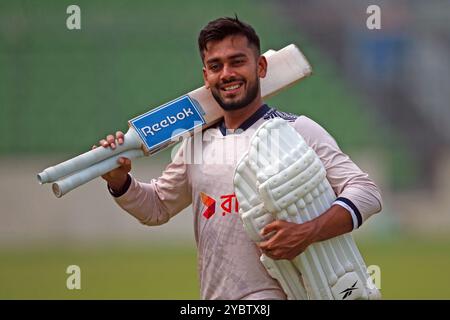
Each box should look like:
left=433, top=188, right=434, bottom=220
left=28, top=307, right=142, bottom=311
left=277, top=0, right=450, bottom=190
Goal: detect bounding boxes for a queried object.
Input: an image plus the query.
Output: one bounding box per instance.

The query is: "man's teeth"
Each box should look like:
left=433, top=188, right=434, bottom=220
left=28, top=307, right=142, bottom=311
left=224, top=84, right=241, bottom=91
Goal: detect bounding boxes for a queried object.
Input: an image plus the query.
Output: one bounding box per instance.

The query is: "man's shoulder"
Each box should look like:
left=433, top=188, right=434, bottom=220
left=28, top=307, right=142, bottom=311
left=262, top=107, right=317, bottom=129
left=261, top=108, right=333, bottom=144
left=262, top=107, right=299, bottom=122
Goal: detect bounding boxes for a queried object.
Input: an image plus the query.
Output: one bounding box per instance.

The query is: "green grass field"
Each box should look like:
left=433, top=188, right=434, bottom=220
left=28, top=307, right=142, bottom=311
left=0, top=245, right=198, bottom=299
left=1, top=236, right=449, bottom=300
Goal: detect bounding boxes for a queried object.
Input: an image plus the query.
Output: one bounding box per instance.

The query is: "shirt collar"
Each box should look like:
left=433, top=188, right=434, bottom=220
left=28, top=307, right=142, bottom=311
left=219, top=104, right=271, bottom=136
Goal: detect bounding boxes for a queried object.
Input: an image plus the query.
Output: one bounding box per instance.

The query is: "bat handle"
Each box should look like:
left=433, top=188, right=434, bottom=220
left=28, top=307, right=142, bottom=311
left=51, top=149, right=145, bottom=198
left=37, top=128, right=142, bottom=184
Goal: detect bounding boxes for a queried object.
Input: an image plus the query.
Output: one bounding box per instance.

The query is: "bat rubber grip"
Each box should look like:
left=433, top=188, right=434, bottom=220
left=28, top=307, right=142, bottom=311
left=51, top=148, right=144, bottom=198
left=37, top=128, right=142, bottom=184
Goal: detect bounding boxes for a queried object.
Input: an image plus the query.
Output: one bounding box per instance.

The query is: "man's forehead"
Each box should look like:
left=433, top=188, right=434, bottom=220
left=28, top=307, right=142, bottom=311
left=203, top=35, right=255, bottom=60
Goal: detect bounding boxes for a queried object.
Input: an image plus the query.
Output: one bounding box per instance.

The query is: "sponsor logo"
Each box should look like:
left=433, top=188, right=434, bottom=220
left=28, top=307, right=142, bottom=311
left=200, top=192, right=239, bottom=219
left=339, top=281, right=358, bottom=299
left=200, top=192, right=216, bottom=219
left=141, top=107, right=195, bottom=137
left=130, top=95, right=205, bottom=151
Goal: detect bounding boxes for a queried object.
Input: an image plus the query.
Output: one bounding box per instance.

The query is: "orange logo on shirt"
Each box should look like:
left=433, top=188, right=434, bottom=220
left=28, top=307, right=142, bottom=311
left=200, top=192, right=239, bottom=219
left=200, top=192, right=216, bottom=219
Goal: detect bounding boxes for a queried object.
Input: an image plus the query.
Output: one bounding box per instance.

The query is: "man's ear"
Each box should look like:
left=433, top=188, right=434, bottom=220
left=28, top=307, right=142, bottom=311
left=258, top=55, right=268, bottom=79
left=202, top=67, right=210, bottom=89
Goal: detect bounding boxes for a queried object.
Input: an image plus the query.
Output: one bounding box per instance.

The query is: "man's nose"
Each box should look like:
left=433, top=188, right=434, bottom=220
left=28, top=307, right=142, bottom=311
left=221, top=64, right=237, bottom=81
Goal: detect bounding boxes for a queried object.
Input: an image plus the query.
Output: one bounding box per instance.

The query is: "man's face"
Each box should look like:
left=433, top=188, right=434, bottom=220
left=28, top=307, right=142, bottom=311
left=202, top=35, right=267, bottom=111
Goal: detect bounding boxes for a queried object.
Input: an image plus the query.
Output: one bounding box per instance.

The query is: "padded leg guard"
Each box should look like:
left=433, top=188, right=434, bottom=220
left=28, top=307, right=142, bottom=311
left=234, top=118, right=380, bottom=300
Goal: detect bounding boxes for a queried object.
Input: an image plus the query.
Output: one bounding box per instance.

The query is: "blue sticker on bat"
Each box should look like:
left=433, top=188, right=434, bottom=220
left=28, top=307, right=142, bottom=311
left=130, top=95, right=206, bottom=151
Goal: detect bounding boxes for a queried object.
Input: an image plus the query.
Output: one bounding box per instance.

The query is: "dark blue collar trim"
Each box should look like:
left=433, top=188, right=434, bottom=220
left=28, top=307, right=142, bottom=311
left=219, top=104, right=271, bottom=136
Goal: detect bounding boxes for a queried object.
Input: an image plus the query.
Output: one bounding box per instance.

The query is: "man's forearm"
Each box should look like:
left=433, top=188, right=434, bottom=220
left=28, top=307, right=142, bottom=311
left=310, top=204, right=354, bottom=244
left=259, top=204, right=354, bottom=260
left=108, top=174, right=132, bottom=197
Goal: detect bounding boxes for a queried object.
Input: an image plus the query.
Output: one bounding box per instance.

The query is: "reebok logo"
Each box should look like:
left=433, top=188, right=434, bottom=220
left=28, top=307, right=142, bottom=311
left=140, top=107, right=195, bottom=137
left=339, top=281, right=358, bottom=299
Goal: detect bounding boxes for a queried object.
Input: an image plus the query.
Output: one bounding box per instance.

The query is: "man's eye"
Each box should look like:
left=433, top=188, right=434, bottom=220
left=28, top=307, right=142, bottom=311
left=233, top=59, right=245, bottom=65
left=209, top=64, right=220, bottom=71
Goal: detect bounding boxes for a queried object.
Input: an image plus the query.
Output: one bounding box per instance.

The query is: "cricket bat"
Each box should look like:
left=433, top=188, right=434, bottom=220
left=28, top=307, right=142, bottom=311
left=37, top=44, right=312, bottom=198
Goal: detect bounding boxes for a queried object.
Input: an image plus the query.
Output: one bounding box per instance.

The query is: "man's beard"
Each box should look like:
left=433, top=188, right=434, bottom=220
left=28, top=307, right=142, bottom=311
left=211, top=77, right=260, bottom=111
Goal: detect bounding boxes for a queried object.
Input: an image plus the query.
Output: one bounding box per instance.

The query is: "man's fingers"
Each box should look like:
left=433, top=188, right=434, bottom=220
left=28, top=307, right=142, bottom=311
left=106, top=135, right=116, bottom=149
left=106, top=135, right=115, bottom=143
left=259, top=237, right=285, bottom=259
left=116, top=131, right=124, bottom=138
left=118, top=157, right=131, bottom=166
left=100, top=132, right=124, bottom=149
left=261, top=220, right=281, bottom=236
left=258, top=239, right=270, bottom=250
left=116, top=131, right=124, bottom=144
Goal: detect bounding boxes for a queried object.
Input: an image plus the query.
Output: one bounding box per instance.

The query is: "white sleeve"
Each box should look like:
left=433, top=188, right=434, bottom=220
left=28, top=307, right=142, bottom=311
left=293, top=116, right=382, bottom=228
left=112, top=140, right=192, bottom=226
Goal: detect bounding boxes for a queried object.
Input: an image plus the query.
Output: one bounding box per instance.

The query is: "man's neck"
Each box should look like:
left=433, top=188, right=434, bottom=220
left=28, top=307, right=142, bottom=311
left=222, top=97, right=264, bottom=129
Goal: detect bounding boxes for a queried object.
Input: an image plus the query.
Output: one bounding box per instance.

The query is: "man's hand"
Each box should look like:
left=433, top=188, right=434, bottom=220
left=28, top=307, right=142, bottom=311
left=92, top=131, right=131, bottom=192
left=258, top=205, right=354, bottom=260
left=258, top=220, right=318, bottom=260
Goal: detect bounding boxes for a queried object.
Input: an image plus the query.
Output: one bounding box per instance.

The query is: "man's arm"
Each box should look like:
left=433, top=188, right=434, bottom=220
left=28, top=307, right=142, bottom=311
left=295, top=115, right=383, bottom=228
left=259, top=205, right=352, bottom=260
left=96, top=132, right=192, bottom=226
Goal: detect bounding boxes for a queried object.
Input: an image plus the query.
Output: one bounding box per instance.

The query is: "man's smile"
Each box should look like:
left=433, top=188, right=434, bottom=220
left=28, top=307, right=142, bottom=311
left=220, top=81, right=245, bottom=96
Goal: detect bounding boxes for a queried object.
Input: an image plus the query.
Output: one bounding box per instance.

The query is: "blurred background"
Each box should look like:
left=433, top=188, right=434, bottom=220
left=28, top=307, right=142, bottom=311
left=1, top=0, right=449, bottom=299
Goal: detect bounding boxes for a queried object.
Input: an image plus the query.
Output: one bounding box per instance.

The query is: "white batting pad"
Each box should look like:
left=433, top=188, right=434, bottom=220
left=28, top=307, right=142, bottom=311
left=234, top=118, right=380, bottom=300
left=234, top=168, right=308, bottom=300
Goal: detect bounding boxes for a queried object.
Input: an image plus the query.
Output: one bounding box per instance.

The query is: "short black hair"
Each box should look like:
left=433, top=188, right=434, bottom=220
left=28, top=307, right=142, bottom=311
left=198, top=16, right=261, bottom=61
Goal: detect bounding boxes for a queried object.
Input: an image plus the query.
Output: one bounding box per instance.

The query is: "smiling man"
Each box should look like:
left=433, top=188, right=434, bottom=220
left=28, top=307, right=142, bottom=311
left=95, top=17, right=382, bottom=300
left=200, top=29, right=267, bottom=130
